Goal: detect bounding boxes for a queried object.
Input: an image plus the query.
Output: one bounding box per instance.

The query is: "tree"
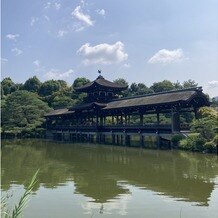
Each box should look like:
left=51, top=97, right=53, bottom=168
left=191, top=107, right=218, bottom=141
left=72, top=77, right=90, bottom=89
left=49, top=88, right=76, bottom=109
left=1, top=77, right=17, bottom=95
left=113, top=78, right=129, bottom=97
left=173, top=81, right=183, bottom=89
left=39, top=80, right=66, bottom=97
left=113, top=78, right=128, bottom=87
left=183, top=79, right=198, bottom=88
left=150, top=80, right=174, bottom=93
left=23, top=76, right=41, bottom=93
left=1, top=90, right=51, bottom=136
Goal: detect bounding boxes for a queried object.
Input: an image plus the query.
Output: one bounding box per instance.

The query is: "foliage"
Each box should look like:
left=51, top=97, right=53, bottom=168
left=179, top=133, right=205, bottom=151
left=1, top=91, right=51, bottom=136
left=128, top=83, right=153, bottom=96
left=191, top=107, right=218, bottom=140
left=38, top=80, right=67, bottom=97
left=203, top=141, right=217, bottom=153
left=1, top=77, right=19, bottom=96
left=150, top=80, right=174, bottom=93
left=72, top=77, right=90, bottom=89
left=113, top=78, right=128, bottom=87
left=182, top=79, right=198, bottom=88
left=181, top=107, right=218, bottom=153
left=171, top=134, right=185, bottom=147
left=1, top=170, right=39, bottom=218
left=23, top=76, right=41, bottom=93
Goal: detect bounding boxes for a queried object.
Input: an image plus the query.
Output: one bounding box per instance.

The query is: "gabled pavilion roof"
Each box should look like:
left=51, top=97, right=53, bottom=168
left=75, top=75, right=128, bottom=92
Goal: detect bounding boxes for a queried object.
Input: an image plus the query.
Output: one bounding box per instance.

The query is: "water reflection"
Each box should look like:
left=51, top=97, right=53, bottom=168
left=1, top=139, right=218, bottom=208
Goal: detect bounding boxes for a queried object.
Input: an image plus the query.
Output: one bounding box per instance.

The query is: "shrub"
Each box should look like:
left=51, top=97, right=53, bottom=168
left=203, top=141, right=216, bottom=153
left=179, top=133, right=205, bottom=151
left=171, top=134, right=185, bottom=147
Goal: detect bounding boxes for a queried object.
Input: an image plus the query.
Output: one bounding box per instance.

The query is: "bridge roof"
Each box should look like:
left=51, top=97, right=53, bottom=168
left=45, top=87, right=210, bottom=117
left=45, top=108, right=74, bottom=117
left=103, top=87, right=209, bottom=110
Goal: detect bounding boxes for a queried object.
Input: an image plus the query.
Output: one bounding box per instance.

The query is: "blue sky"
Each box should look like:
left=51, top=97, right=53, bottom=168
left=1, top=0, right=218, bottom=97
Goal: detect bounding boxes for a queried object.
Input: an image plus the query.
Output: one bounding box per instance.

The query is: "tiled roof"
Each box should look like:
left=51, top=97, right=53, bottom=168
left=75, top=75, right=128, bottom=92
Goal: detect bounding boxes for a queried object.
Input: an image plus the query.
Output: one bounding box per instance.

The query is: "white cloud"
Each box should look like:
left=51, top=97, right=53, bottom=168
left=77, top=41, right=128, bottom=65
left=44, top=1, right=61, bottom=10
left=72, top=6, right=94, bottom=27
left=123, top=63, right=130, bottom=68
left=148, top=48, right=184, bottom=64
left=57, top=30, right=68, bottom=38
left=54, top=2, right=61, bottom=10
left=44, top=2, right=51, bottom=9
left=45, top=69, right=73, bottom=79
left=207, top=81, right=218, bottom=89
left=1, top=58, right=8, bottom=63
left=96, top=9, right=105, bottom=16
left=6, top=34, right=19, bottom=41
left=33, top=60, right=40, bottom=67
left=11, top=48, right=23, bottom=56
left=30, top=17, right=39, bottom=26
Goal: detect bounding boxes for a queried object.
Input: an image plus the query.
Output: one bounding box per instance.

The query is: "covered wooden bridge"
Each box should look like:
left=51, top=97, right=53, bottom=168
left=45, top=74, right=210, bottom=148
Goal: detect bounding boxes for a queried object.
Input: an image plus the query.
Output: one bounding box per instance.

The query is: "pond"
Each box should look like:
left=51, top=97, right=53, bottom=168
left=1, top=139, right=218, bottom=218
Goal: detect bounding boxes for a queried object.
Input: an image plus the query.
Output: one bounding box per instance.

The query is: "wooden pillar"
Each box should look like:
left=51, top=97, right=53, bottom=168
left=140, top=113, right=143, bottom=125
left=121, top=114, right=123, bottom=124
left=124, top=115, right=127, bottom=125
left=112, top=134, right=115, bottom=144
left=100, top=116, right=103, bottom=126
left=116, top=134, right=119, bottom=145
left=96, top=112, right=99, bottom=126
left=157, top=111, right=160, bottom=125
left=112, top=116, right=114, bottom=125
left=156, top=133, right=161, bottom=149
left=171, top=110, right=180, bottom=132
left=125, top=135, right=131, bottom=146
left=120, top=134, right=123, bottom=145
left=140, top=134, right=144, bottom=147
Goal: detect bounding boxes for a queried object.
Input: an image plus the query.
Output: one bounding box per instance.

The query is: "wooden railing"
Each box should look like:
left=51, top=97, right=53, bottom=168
left=48, top=124, right=173, bottom=134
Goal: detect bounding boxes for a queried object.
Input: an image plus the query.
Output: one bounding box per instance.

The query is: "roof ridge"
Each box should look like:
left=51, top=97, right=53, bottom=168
left=112, top=86, right=202, bottom=102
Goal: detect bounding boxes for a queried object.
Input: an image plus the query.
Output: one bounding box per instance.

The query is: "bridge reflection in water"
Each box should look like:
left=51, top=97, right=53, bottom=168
left=2, top=139, right=218, bottom=208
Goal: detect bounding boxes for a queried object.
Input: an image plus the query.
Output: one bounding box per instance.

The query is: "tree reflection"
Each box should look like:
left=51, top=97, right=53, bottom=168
left=1, top=139, right=218, bottom=206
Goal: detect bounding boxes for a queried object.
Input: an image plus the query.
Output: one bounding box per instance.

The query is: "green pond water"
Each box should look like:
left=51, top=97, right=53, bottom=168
left=1, top=139, right=218, bottom=218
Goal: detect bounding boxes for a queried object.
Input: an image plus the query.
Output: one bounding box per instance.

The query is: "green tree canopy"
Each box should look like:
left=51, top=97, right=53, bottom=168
left=183, top=79, right=198, bottom=88
left=1, top=90, right=51, bottom=135
left=23, top=76, right=41, bottom=93
left=150, top=80, right=174, bottom=93
left=72, top=77, right=90, bottom=89
left=39, top=80, right=67, bottom=97
left=1, top=77, right=17, bottom=95
left=113, top=78, right=129, bottom=87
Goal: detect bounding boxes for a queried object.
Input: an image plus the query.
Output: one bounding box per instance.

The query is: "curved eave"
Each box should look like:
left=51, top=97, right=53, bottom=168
left=44, top=109, right=75, bottom=117
left=75, top=80, right=127, bottom=92
left=69, top=102, right=107, bottom=111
